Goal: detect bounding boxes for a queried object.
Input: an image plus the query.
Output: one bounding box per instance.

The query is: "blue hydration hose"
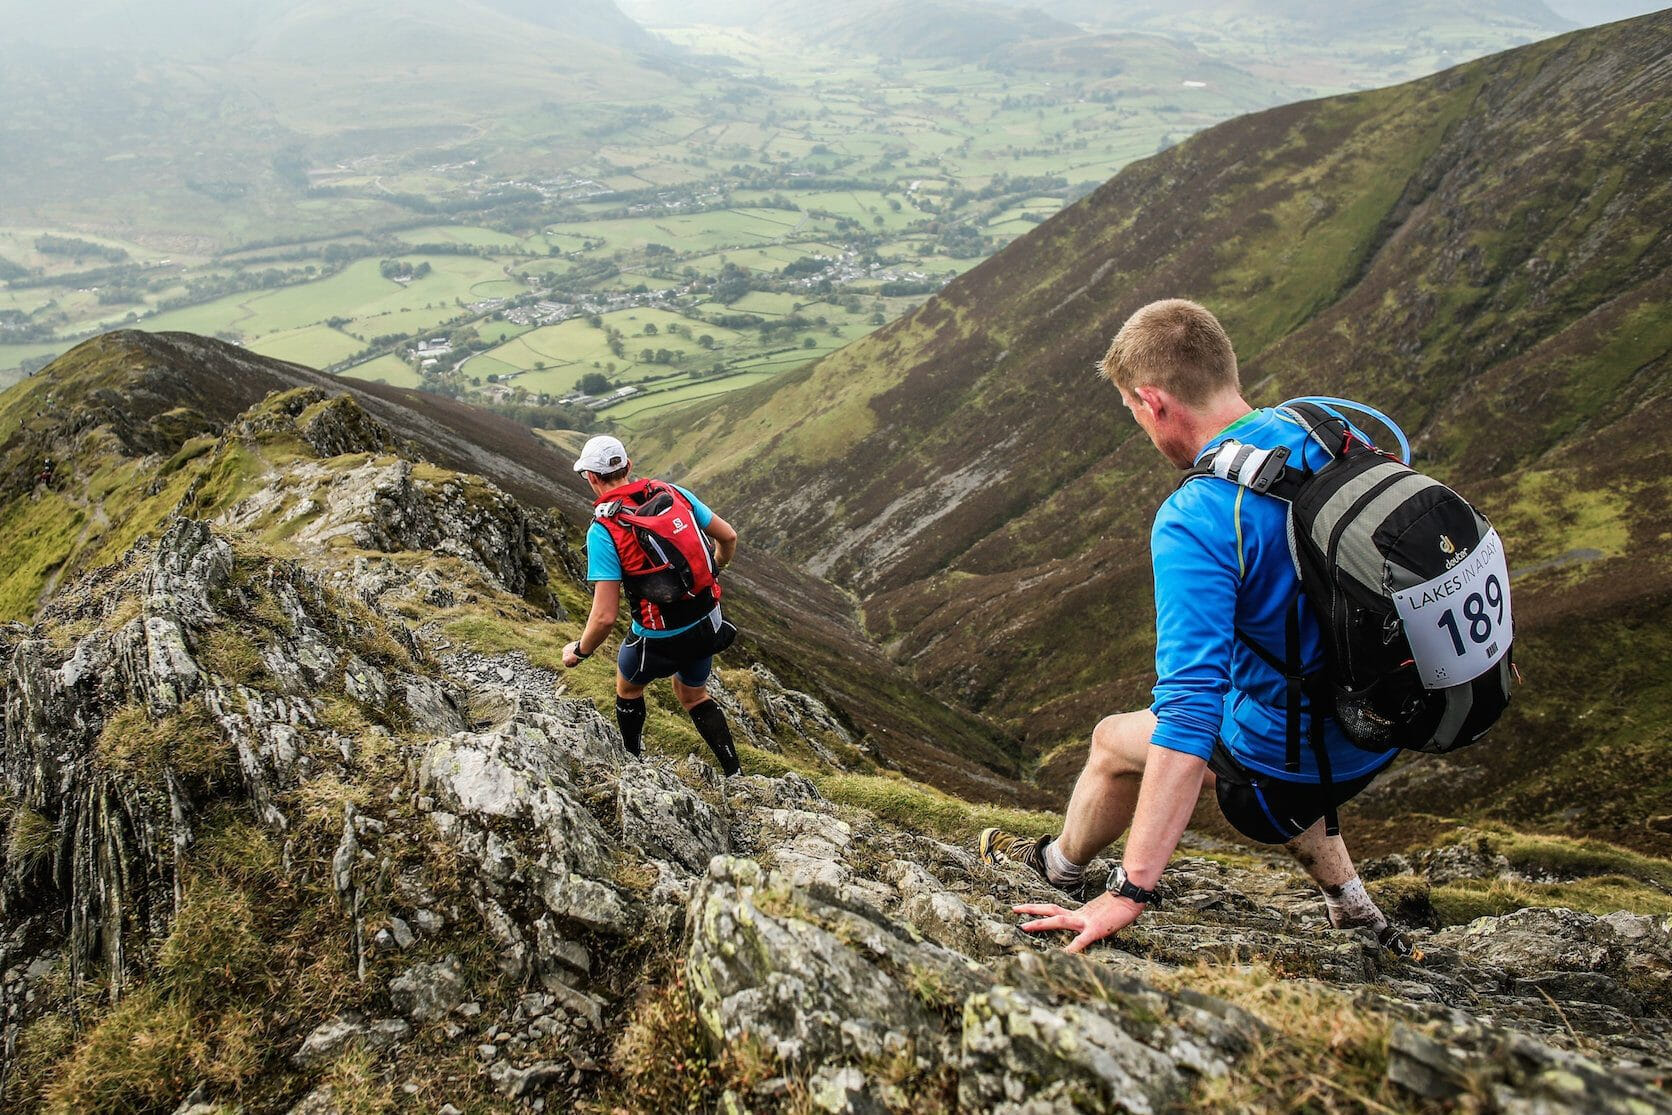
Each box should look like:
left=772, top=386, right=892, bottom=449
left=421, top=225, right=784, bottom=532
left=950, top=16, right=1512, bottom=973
left=1289, top=395, right=1412, bottom=465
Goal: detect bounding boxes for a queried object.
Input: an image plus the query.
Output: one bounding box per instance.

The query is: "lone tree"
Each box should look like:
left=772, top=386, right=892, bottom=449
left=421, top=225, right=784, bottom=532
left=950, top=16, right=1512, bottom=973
left=578, top=372, right=613, bottom=395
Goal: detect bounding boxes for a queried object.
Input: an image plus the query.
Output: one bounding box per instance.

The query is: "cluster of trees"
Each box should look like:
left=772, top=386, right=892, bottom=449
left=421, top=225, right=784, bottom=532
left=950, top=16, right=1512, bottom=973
left=379, top=260, right=433, bottom=282
left=157, top=266, right=321, bottom=312
left=781, top=256, right=833, bottom=278
left=880, top=278, right=944, bottom=296
left=35, top=235, right=126, bottom=263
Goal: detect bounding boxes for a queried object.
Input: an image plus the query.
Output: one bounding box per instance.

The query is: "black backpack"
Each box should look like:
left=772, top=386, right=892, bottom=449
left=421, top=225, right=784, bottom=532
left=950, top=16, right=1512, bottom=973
left=1184, top=401, right=1514, bottom=816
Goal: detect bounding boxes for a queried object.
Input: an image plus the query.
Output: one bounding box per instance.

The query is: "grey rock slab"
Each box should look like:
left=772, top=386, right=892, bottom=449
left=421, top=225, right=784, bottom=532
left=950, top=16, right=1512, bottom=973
left=1433, top=907, right=1672, bottom=985
left=808, top=1064, right=886, bottom=1115
left=685, top=856, right=951, bottom=1065
left=389, top=955, right=466, bottom=1022
left=617, top=761, right=730, bottom=875
left=489, top=1060, right=570, bottom=1098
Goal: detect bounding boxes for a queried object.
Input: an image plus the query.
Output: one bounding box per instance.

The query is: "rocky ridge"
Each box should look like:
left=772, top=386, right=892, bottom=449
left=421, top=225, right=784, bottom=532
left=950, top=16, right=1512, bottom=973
left=0, top=388, right=1666, bottom=1113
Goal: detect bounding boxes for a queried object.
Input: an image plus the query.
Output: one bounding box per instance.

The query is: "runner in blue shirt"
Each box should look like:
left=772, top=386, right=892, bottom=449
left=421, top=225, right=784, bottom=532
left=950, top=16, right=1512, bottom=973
left=561, top=435, right=742, bottom=775
left=980, top=299, right=1406, bottom=953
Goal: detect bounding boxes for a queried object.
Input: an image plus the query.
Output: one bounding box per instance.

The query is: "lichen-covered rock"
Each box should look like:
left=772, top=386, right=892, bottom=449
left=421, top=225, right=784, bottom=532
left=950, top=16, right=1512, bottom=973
left=686, top=856, right=951, bottom=1065
left=1433, top=907, right=1672, bottom=987
left=389, top=955, right=467, bottom=1022
left=617, top=762, right=729, bottom=875
left=1387, top=1009, right=1672, bottom=1114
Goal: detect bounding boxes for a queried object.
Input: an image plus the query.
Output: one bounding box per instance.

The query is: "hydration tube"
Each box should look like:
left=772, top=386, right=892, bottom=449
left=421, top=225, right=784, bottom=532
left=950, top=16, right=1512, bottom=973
left=1289, top=395, right=1411, bottom=464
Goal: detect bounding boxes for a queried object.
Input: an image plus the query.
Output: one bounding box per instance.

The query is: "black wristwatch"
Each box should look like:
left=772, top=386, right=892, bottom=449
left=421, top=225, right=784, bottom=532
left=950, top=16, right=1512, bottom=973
left=1111, top=867, right=1161, bottom=909
left=572, top=642, right=592, bottom=660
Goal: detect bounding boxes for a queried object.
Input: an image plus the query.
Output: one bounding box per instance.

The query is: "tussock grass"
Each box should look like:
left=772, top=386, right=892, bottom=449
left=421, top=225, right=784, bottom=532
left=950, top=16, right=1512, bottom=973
left=5, top=807, right=54, bottom=876
left=813, top=771, right=1058, bottom=843
left=1153, top=961, right=1430, bottom=1115
left=1430, top=875, right=1671, bottom=925
left=198, top=628, right=268, bottom=687
left=94, top=701, right=235, bottom=790
left=595, top=956, right=782, bottom=1115
left=43, top=989, right=205, bottom=1115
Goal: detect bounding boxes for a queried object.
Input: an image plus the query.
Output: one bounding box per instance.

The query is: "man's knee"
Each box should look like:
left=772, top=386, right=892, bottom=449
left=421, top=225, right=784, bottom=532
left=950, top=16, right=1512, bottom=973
left=1088, top=710, right=1156, bottom=776
left=672, top=679, right=708, bottom=710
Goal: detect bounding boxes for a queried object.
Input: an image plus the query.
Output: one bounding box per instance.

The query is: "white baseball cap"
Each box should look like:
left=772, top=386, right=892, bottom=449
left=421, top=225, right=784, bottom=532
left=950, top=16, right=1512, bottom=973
left=573, top=434, right=629, bottom=474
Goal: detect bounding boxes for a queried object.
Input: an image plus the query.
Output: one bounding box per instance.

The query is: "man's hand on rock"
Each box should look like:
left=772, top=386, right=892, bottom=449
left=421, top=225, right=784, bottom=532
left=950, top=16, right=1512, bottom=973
left=1014, top=892, right=1145, bottom=953
left=561, top=641, right=588, bottom=669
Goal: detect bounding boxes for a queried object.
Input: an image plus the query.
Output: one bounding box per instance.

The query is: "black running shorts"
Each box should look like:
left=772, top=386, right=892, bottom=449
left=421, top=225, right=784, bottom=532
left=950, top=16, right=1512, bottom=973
left=616, top=608, right=736, bottom=687
left=1208, top=740, right=1386, bottom=845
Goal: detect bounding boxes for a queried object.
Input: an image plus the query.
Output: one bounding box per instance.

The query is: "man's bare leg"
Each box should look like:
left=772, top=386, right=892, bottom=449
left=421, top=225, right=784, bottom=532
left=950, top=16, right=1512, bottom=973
left=1057, top=711, right=1190, bottom=866
left=1285, top=819, right=1392, bottom=935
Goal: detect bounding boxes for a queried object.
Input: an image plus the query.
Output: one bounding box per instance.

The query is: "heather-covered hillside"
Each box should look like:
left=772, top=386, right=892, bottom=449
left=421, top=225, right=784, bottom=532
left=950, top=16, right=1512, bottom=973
left=638, top=13, right=1672, bottom=848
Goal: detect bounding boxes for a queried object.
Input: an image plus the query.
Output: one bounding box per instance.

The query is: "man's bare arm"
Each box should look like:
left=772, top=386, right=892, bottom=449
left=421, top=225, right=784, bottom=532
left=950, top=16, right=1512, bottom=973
left=1120, top=745, right=1206, bottom=889
left=705, top=514, right=738, bottom=569
left=1016, top=746, right=1206, bottom=952
left=563, top=580, right=621, bottom=667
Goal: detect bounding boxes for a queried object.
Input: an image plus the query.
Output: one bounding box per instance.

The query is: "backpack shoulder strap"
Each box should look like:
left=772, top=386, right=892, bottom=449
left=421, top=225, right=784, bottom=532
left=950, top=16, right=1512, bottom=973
left=1278, top=400, right=1348, bottom=456
left=1180, top=440, right=1297, bottom=499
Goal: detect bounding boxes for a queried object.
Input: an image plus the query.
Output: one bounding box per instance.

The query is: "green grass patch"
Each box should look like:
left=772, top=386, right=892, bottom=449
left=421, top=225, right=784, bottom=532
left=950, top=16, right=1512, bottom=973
left=812, top=771, right=1058, bottom=843
left=0, top=492, right=85, bottom=621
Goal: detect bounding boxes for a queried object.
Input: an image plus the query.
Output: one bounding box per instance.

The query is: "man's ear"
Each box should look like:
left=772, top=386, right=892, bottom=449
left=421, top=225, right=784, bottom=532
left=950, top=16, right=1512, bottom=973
left=1134, top=384, right=1168, bottom=418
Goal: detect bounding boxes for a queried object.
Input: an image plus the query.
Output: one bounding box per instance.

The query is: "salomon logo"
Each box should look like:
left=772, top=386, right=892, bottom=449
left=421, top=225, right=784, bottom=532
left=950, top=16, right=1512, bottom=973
left=673, top=517, right=688, bottom=533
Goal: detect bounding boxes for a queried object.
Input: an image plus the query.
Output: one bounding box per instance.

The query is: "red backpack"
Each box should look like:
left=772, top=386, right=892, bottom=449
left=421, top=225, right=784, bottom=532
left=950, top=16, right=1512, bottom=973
left=593, top=479, right=721, bottom=630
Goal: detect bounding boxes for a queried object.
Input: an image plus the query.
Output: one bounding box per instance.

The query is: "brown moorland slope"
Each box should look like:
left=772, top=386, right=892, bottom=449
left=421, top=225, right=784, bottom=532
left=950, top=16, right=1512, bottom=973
left=638, top=13, right=1672, bottom=848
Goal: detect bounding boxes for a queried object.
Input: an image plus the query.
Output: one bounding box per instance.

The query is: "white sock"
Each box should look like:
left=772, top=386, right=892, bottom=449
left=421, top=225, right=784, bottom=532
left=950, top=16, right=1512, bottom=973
left=1044, top=839, right=1084, bottom=886
left=1322, top=875, right=1385, bottom=930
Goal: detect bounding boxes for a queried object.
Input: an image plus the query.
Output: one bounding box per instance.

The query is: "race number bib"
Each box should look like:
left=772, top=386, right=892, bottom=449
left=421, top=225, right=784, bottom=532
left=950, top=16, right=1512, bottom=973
left=1392, top=528, right=1513, bottom=690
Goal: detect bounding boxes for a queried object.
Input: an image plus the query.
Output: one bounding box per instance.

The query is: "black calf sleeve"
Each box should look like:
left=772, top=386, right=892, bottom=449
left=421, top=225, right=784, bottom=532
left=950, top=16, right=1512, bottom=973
left=615, top=695, right=647, bottom=758
left=687, top=699, right=740, bottom=777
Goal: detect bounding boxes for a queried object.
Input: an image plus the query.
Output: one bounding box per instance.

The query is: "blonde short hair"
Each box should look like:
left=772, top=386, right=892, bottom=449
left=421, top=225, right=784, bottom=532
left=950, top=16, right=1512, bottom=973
left=1098, top=299, right=1239, bottom=406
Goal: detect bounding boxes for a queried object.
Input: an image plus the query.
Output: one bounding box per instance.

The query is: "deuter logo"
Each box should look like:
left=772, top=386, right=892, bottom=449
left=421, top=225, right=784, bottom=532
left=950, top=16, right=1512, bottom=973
left=1440, top=533, right=1470, bottom=570
left=1439, top=535, right=1456, bottom=555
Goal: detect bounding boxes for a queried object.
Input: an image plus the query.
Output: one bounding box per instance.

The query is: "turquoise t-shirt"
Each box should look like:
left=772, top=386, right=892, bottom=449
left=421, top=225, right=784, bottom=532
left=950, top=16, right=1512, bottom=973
left=586, top=484, right=716, bottom=638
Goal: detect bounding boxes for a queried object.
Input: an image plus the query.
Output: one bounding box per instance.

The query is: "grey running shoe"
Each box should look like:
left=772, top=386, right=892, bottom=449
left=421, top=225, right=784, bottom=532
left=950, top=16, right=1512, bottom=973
left=978, top=828, right=1089, bottom=902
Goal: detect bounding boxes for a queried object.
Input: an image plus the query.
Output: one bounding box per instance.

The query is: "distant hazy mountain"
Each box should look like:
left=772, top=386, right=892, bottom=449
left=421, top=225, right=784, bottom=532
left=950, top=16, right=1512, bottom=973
left=1544, top=0, right=1670, bottom=22
left=0, top=0, right=663, bottom=58
left=622, top=0, right=1081, bottom=58
left=0, top=0, right=676, bottom=220
left=988, top=0, right=1574, bottom=35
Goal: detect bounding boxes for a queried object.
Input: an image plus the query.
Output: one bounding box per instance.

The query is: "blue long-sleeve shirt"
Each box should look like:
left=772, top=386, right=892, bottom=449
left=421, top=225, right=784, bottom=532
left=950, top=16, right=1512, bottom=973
left=1148, top=407, right=1396, bottom=783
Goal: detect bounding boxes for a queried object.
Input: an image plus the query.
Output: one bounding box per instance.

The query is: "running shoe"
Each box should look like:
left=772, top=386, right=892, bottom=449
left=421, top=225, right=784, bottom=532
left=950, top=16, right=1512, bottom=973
left=978, top=828, right=1089, bottom=902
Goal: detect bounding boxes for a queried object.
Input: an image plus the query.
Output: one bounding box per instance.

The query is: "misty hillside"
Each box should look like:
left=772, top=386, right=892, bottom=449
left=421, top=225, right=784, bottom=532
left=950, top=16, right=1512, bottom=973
left=637, top=12, right=1672, bottom=849
left=0, top=0, right=661, bottom=56
left=0, top=0, right=676, bottom=215
left=619, top=0, right=1081, bottom=58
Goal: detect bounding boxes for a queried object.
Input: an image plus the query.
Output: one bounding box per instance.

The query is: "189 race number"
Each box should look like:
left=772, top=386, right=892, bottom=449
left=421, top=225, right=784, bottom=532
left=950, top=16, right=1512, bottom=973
left=1393, top=529, right=1513, bottom=690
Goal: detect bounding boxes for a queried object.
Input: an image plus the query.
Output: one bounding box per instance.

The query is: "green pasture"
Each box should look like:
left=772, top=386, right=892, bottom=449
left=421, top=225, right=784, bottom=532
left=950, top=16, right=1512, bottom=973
left=608, top=370, right=784, bottom=429
left=340, top=353, right=423, bottom=389
left=551, top=208, right=813, bottom=258
left=138, top=254, right=508, bottom=347
left=249, top=324, right=363, bottom=369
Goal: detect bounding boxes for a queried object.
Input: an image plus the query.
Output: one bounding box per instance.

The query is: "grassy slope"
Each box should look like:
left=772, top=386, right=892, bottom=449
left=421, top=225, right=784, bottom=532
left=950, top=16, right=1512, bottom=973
left=634, top=13, right=1672, bottom=847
